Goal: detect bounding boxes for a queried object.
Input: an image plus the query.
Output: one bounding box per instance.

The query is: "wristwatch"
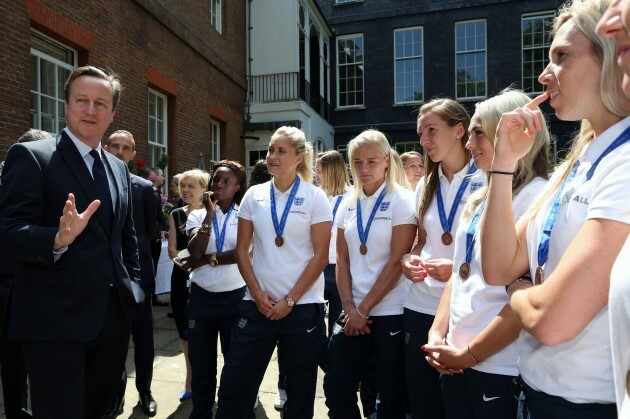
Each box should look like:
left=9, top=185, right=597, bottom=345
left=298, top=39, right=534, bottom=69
left=209, top=252, right=219, bottom=267
left=284, top=295, right=295, bottom=307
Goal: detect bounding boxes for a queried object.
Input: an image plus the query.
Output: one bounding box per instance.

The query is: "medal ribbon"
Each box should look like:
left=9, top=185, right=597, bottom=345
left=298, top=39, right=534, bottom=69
left=436, top=162, right=477, bottom=238
left=212, top=205, right=234, bottom=253
left=464, top=201, right=486, bottom=266
left=537, top=125, right=630, bottom=269
left=331, top=195, right=343, bottom=230
left=270, top=177, right=301, bottom=239
left=356, top=188, right=387, bottom=248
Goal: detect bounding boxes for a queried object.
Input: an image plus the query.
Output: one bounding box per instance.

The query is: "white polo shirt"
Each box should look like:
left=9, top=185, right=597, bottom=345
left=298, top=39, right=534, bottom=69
left=447, top=177, right=547, bottom=377
left=338, top=182, right=416, bottom=316
left=329, top=188, right=353, bottom=264
left=521, top=116, right=630, bottom=404
left=186, top=206, right=245, bottom=293
left=610, top=237, right=630, bottom=414
left=405, top=162, right=486, bottom=315
left=238, top=178, right=332, bottom=304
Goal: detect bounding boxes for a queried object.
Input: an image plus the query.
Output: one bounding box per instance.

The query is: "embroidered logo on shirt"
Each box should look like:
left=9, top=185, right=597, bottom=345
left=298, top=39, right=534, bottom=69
left=379, top=202, right=390, bottom=212
left=470, top=181, right=484, bottom=192
left=294, top=197, right=305, bottom=206
left=238, top=318, right=248, bottom=329
left=482, top=394, right=501, bottom=402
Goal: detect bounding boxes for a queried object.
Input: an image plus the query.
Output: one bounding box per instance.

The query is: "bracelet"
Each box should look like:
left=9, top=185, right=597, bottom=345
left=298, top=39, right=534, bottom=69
left=489, top=170, right=515, bottom=176
left=467, top=345, right=481, bottom=365
left=354, top=307, right=369, bottom=320
left=505, top=274, right=533, bottom=295
left=198, top=224, right=212, bottom=235
left=342, top=300, right=355, bottom=308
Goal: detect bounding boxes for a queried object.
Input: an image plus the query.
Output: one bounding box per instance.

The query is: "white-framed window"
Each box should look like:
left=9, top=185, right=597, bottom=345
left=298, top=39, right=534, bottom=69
left=314, top=139, right=326, bottom=154
left=337, top=34, right=364, bottom=108
left=395, top=141, right=422, bottom=154
left=522, top=12, right=554, bottom=94
left=336, top=144, right=348, bottom=161
left=455, top=20, right=487, bottom=100
left=30, top=32, right=76, bottom=133
left=394, top=27, right=424, bottom=104
left=210, top=119, right=220, bottom=164
left=211, top=0, right=222, bottom=34
left=148, top=89, right=167, bottom=168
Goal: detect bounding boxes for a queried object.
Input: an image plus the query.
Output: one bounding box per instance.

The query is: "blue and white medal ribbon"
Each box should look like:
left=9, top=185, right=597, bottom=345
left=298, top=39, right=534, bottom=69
left=459, top=201, right=485, bottom=280
left=212, top=205, right=234, bottom=253
left=356, top=188, right=387, bottom=255
left=331, top=195, right=343, bottom=230
left=270, top=177, right=301, bottom=247
left=536, top=125, right=630, bottom=284
left=436, top=162, right=477, bottom=245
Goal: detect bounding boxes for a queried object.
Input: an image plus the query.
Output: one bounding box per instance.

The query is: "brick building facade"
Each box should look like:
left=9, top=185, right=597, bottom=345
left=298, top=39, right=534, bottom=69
left=0, top=0, right=247, bottom=183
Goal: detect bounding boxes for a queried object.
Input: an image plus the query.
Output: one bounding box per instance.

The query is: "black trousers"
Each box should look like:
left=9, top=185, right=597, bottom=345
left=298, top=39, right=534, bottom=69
left=216, top=300, right=323, bottom=419
left=403, top=308, right=446, bottom=418
left=122, top=285, right=155, bottom=395
left=441, top=368, right=517, bottom=419
left=520, top=380, right=616, bottom=419
left=188, top=284, right=245, bottom=419
left=0, top=289, right=29, bottom=418
left=22, top=289, right=130, bottom=419
left=324, top=313, right=406, bottom=419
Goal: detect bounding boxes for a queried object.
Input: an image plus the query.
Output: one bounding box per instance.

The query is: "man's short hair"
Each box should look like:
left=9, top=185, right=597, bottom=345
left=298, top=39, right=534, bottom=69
left=138, top=167, right=152, bottom=180
left=17, top=129, right=53, bottom=143
left=63, top=66, right=122, bottom=111
left=108, top=130, right=136, bottom=150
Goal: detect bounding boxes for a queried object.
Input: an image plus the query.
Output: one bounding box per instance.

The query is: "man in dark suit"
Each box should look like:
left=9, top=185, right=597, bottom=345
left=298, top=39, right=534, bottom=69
left=104, top=130, right=158, bottom=417
left=0, top=66, right=144, bottom=419
left=139, top=166, right=169, bottom=307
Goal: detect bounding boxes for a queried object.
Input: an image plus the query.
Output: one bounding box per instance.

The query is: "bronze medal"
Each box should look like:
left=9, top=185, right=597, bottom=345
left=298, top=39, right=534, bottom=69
left=441, top=232, right=453, bottom=246
left=359, top=244, right=368, bottom=255
left=535, top=266, right=544, bottom=286
left=459, top=263, right=470, bottom=280
left=275, top=236, right=284, bottom=247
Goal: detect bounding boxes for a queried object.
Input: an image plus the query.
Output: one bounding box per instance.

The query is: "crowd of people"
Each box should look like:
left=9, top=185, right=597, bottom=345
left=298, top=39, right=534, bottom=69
left=1, top=0, right=630, bottom=418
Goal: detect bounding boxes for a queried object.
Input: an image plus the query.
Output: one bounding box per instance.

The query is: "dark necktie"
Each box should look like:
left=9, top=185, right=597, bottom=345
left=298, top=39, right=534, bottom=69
left=89, top=149, right=113, bottom=229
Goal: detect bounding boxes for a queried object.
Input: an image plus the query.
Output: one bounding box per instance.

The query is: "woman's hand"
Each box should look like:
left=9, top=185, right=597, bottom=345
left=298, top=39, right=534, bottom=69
left=179, top=256, right=206, bottom=272
left=266, top=299, right=294, bottom=321
left=252, top=289, right=277, bottom=317
left=421, top=258, right=453, bottom=282
left=493, top=92, right=548, bottom=169
left=402, top=254, right=428, bottom=282
left=342, top=307, right=373, bottom=336
left=423, top=342, right=475, bottom=374
left=201, top=191, right=217, bottom=214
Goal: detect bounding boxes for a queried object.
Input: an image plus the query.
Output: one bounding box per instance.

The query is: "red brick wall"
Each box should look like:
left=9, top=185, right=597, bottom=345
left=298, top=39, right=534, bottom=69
left=0, top=0, right=247, bottom=178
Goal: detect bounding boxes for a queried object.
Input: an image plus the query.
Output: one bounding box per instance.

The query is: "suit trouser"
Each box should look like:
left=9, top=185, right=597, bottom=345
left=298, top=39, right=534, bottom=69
left=216, top=300, right=323, bottom=419
left=128, top=285, right=154, bottom=395
left=324, top=313, right=406, bottom=419
left=0, top=290, right=29, bottom=418
left=188, top=284, right=245, bottom=419
left=403, top=308, right=446, bottom=419
left=441, top=368, right=517, bottom=419
left=21, top=288, right=130, bottom=419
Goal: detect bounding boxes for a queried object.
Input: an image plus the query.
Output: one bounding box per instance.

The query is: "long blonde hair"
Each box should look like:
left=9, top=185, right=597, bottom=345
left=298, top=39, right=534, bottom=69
left=271, top=126, right=314, bottom=183
left=347, top=129, right=397, bottom=202
left=417, top=98, right=471, bottom=226
left=316, top=150, right=350, bottom=196
left=464, top=88, right=550, bottom=218
left=528, top=0, right=629, bottom=219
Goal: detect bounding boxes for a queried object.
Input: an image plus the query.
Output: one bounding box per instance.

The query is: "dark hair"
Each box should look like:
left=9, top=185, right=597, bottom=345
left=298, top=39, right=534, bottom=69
left=138, top=167, right=152, bottom=180
left=17, top=129, right=52, bottom=143
left=211, top=160, right=248, bottom=205
left=249, top=159, right=271, bottom=186
left=63, top=66, right=122, bottom=111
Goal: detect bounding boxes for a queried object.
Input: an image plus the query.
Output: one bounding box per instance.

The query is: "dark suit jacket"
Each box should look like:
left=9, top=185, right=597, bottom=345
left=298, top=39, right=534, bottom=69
left=130, top=174, right=156, bottom=288
left=0, top=131, right=144, bottom=342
